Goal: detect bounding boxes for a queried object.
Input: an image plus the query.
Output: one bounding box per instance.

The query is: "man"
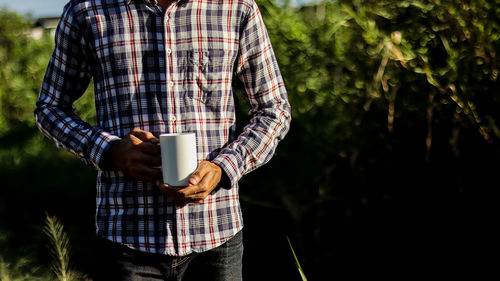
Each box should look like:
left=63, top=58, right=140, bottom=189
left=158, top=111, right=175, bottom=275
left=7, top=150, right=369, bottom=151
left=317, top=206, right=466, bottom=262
left=35, top=0, right=291, bottom=280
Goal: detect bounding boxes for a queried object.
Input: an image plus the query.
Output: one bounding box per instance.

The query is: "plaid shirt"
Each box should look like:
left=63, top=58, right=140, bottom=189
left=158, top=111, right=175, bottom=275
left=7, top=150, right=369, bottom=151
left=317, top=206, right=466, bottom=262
left=35, top=0, right=290, bottom=256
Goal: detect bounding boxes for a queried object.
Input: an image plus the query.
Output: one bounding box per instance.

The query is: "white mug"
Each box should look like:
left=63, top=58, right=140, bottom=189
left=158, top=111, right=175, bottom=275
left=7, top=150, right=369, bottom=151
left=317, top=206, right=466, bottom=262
left=159, top=133, right=197, bottom=187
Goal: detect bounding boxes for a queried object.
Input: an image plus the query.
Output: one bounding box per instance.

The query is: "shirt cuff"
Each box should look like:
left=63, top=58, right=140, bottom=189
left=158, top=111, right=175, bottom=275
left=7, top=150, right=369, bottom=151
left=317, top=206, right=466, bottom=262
left=88, top=131, right=122, bottom=171
left=212, top=152, right=243, bottom=188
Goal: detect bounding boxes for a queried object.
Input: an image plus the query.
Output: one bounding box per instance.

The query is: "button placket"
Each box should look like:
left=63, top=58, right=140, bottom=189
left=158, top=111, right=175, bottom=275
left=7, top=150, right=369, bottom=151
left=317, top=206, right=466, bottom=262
left=164, top=4, right=178, bottom=132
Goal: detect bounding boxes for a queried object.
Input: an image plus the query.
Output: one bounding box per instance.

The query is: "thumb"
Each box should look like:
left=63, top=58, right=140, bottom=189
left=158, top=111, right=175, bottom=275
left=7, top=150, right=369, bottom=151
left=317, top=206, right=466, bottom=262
left=189, top=170, right=201, bottom=185
left=189, top=164, right=206, bottom=185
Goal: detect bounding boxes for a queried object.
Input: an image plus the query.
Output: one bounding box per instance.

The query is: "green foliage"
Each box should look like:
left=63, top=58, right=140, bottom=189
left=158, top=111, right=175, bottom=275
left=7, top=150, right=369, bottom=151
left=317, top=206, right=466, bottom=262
left=260, top=0, right=499, bottom=144
left=246, top=0, right=500, bottom=198
left=0, top=256, right=46, bottom=281
left=0, top=8, right=96, bottom=166
left=0, top=9, right=56, bottom=172
left=0, top=9, right=51, bottom=135
left=43, top=214, right=87, bottom=281
left=0, top=233, right=49, bottom=281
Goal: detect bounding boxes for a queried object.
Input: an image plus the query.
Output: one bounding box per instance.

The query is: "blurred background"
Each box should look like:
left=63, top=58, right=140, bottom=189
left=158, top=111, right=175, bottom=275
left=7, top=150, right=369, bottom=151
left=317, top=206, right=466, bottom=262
left=1, top=0, right=499, bottom=280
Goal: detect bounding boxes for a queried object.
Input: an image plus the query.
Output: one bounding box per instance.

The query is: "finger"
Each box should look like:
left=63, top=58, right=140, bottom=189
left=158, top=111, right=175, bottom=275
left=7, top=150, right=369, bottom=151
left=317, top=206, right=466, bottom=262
left=128, top=149, right=160, bottom=166
left=156, top=178, right=211, bottom=204
left=180, top=184, right=206, bottom=198
left=131, top=164, right=161, bottom=182
left=140, top=152, right=161, bottom=167
left=156, top=180, right=201, bottom=201
left=156, top=181, right=187, bottom=201
left=128, top=134, right=160, bottom=155
left=177, top=178, right=216, bottom=203
left=130, top=128, right=159, bottom=144
left=137, top=141, right=161, bottom=155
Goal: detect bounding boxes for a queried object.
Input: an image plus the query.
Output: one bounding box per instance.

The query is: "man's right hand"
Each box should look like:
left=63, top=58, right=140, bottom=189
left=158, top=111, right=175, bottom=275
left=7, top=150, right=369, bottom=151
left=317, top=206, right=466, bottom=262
left=103, top=128, right=161, bottom=182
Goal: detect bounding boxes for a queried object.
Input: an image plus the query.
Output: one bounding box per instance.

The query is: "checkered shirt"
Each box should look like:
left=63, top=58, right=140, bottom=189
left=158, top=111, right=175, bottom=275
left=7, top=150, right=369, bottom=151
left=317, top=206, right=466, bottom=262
left=34, top=0, right=291, bottom=256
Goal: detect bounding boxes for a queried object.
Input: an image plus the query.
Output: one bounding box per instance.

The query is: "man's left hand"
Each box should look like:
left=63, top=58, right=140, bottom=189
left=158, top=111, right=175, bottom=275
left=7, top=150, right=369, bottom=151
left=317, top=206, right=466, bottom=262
left=156, top=161, right=222, bottom=204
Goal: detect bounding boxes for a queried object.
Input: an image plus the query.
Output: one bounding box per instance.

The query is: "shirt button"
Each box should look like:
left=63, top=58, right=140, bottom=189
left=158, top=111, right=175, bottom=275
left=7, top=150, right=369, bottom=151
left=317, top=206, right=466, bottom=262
left=169, top=114, right=176, bottom=122
left=167, top=48, right=172, bottom=54
left=168, top=81, right=174, bottom=87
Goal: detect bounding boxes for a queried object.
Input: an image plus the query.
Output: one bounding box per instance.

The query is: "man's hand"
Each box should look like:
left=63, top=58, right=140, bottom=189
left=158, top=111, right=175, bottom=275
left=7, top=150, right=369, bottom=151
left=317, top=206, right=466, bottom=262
left=103, top=128, right=161, bottom=182
left=156, top=161, right=222, bottom=204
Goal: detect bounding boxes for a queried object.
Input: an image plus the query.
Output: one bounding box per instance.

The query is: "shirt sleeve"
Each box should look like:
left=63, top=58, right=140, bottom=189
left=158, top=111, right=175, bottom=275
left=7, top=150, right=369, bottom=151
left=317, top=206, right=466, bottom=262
left=34, top=4, right=120, bottom=170
left=212, top=0, right=292, bottom=187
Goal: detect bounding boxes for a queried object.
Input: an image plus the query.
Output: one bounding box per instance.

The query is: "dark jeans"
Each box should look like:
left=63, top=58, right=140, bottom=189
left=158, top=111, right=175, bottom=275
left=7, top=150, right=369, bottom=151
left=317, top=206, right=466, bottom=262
left=93, top=231, right=243, bottom=281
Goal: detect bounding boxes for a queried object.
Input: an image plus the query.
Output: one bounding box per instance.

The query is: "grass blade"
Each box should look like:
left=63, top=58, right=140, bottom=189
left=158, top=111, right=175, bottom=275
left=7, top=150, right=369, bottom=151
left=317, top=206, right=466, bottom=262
left=286, top=236, right=308, bottom=281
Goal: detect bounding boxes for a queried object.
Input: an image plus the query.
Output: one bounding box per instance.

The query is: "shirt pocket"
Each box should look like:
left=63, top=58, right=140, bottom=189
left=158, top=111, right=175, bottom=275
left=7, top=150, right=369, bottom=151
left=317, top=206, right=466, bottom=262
left=181, top=49, right=231, bottom=106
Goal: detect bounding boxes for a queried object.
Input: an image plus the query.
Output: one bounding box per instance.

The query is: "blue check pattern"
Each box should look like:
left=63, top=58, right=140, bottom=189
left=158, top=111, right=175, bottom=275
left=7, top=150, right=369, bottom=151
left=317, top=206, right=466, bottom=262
left=35, top=0, right=291, bottom=256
